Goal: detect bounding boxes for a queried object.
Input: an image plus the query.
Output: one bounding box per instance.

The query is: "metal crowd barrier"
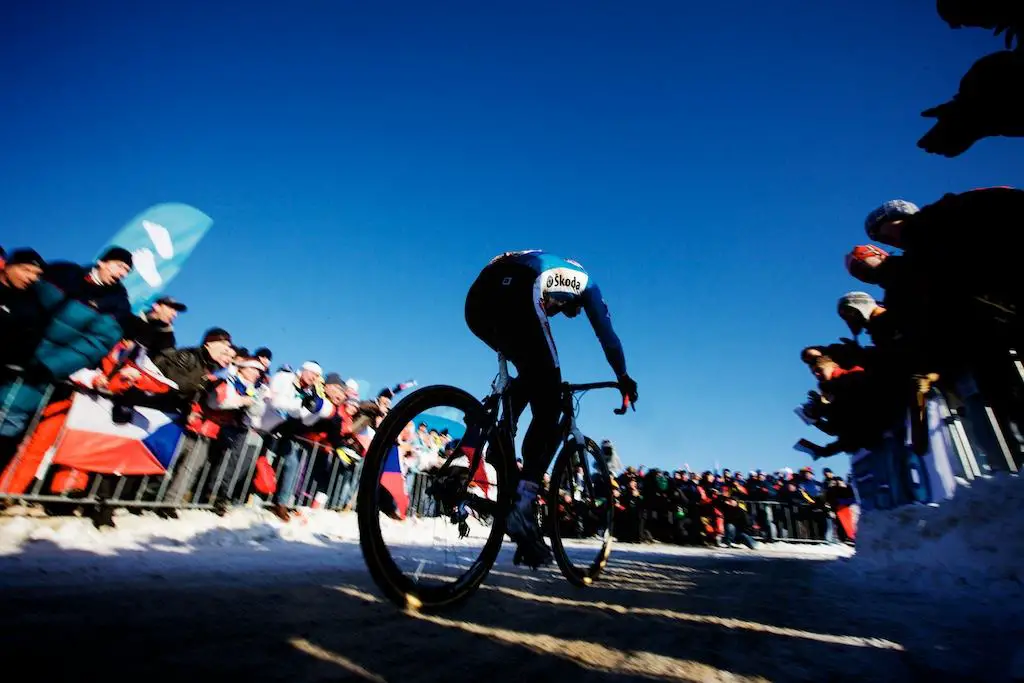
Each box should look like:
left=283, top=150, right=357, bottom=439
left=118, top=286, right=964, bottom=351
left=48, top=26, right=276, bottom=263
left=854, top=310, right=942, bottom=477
left=743, top=500, right=837, bottom=543
left=0, top=380, right=366, bottom=513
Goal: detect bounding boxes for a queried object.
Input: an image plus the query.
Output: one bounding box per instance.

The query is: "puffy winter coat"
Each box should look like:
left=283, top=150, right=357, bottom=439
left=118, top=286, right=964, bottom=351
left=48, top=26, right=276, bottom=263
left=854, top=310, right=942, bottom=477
left=0, top=281, right=122, bottom=437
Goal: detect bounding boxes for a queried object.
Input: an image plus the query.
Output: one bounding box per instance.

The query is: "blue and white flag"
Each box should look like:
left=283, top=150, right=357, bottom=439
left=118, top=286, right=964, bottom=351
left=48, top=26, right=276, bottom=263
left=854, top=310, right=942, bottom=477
left=97, top=203, right=214, bottom=312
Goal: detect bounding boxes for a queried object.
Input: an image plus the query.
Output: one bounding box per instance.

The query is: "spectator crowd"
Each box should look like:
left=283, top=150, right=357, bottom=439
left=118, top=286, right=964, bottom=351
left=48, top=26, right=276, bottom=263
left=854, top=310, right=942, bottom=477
left=1, top=243, right=413, bottom=527
left=788, top=2, right=1024, bottom=482
left=0, top=242, right=859, bottom=551
left=791, top=186, right=1024, bottom=482
left=538, top=448, right=857, bottom=549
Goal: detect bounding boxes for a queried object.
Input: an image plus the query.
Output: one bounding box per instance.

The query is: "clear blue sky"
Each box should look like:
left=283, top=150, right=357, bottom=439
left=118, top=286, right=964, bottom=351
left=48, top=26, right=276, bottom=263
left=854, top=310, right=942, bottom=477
left=2, top=1, right=1021, bottom=475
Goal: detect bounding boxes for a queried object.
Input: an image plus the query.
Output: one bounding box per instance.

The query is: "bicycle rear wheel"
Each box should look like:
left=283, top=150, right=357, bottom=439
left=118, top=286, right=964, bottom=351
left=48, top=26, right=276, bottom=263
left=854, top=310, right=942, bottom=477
left=357, top=385, right=511, bottom=612
left=547, top=436, right=615, bottom=586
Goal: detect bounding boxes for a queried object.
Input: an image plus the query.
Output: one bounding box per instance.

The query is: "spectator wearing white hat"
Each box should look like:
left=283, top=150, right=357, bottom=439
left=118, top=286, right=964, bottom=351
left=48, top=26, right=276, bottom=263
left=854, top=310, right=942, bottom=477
left=262, top=360, right=334, bottom=520
left=201, top=357, right=269, bottom=514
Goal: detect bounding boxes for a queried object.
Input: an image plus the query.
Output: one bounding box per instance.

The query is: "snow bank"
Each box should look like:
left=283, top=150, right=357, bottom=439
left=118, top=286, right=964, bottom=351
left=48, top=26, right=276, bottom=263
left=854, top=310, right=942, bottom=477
left=0, top=508, right=501, bottom=588
left=0, top=506, right=852, bottom=564
left=842, top=472, right=1024, bottom=597
left=0, top=507, right=493, bottom=557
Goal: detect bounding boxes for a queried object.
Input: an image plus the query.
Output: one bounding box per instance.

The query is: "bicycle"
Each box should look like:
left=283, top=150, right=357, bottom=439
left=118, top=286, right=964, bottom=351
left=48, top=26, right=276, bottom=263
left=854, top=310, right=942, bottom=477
left=357, top=353, right=632, bottom=612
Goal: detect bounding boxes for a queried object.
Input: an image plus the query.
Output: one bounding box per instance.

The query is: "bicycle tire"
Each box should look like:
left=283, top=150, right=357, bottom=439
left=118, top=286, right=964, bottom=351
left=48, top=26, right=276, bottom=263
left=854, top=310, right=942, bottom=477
left=357, top=384, right=511, bottom=612
left=547, top=436, right=615, bottom=587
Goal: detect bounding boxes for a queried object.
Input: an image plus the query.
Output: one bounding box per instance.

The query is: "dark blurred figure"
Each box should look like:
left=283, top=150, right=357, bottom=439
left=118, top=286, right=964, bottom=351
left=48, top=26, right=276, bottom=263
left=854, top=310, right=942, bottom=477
left=919, top=50, right=1024, bottom=157
left=719, top=490, right=759, bottom=549
left=613, top=469, right=644, bottom=542
left=937, top=0, right=1022, bottom=48
left=796, top=467, right=834, bottom=542
left=824, top=470, right=859, bottom=543
left=0, top=250, right=47, bottom=368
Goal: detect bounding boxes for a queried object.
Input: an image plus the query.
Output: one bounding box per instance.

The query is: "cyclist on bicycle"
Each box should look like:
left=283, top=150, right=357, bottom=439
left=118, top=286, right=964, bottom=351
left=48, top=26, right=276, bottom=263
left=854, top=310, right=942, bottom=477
left=464, top=250, right=638, bottom=567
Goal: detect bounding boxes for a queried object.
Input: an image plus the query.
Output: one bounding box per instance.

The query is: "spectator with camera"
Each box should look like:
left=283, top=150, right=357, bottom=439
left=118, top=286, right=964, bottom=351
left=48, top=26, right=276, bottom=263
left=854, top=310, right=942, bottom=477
left=199, top=355, right=269, bottom=515
left=262, top=361, right=335, bottom=520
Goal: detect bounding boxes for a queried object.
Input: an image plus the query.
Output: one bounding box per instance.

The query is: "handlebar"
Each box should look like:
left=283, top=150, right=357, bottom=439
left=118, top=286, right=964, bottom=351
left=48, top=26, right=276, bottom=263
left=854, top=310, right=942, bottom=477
left=563, top=381, right=635, bottom=416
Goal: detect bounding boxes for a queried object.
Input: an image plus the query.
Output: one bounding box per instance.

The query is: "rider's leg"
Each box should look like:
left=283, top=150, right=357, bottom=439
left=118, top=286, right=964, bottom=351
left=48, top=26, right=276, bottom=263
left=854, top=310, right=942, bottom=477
left=517, top=365, right=562, bottom=486
left=501, top=325, right=561, bottom=566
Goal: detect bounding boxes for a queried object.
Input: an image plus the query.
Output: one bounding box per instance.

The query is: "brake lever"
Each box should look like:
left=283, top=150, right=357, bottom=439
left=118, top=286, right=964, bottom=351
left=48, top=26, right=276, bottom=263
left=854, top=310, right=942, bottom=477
left=614, top=395, right=634, bottom=415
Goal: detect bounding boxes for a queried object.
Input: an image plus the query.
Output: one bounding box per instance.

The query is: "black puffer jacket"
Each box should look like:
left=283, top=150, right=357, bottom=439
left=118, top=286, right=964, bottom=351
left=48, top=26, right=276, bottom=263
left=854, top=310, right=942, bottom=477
left=154, top=346, right=219, bottom=402
left=43, top=262, right=133, bottom=328
left=124, top=314, right=176, bottom=354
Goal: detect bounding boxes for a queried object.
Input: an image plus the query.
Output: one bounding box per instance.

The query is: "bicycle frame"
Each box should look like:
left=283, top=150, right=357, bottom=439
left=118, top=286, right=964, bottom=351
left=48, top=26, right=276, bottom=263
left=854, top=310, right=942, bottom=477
left=551, top=380, right=620, bottom=501
left=438, top=356, right=620, bottom=519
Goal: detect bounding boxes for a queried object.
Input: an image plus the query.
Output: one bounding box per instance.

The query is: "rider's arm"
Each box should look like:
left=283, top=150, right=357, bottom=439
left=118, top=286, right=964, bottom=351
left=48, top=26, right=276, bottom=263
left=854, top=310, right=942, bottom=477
left=581, top=283, right=627, bottom=378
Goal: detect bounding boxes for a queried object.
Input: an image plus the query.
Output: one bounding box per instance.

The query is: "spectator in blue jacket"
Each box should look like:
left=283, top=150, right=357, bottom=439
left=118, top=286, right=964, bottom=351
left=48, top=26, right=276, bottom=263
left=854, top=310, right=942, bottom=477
left=797, top=467, right=836, bottom=543
left=797, top=467, right=824, bottom=500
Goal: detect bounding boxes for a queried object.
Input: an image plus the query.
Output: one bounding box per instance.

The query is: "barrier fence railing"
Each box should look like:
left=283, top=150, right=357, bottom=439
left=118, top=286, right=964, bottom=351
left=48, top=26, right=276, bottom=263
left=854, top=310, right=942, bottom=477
left=0, top=379, right=366, bottom=513
left=3, top=383, right=842, bottom=544
left=744, top=500, right=839, bottom=543
left=397, top=478, right=838, bottom=544
left=0, top=428, right=367, bottom=514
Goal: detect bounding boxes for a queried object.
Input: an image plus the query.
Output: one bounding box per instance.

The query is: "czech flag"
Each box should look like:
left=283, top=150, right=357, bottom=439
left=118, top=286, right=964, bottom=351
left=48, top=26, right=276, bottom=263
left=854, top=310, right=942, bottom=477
left=49, top=394, right=183, bottom=476
left=449, top=445, right=497, bottom=502
left=380, top=444, right=410, bottom=519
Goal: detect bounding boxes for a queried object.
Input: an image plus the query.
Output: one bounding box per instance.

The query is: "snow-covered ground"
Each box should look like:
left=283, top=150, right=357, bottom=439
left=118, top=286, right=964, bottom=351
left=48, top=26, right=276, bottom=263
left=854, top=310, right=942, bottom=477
left=843, top=472, right=1024, bottom=600
left=2, top=493, right=1021, bottom=682
left=0, top=506, right=850, bottom=588
left=4, top=473, right=1021, bottom=600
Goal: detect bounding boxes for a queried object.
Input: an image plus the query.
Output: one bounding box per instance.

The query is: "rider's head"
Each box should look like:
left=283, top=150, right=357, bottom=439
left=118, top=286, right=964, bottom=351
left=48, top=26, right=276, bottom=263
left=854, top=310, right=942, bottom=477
left=864, top=199, right=918, bottom=247
left=845, top=244, right=889, bottom=284
left=811, top=355, right=840, bottom=382
left=837, top=291, right=881, bottom=335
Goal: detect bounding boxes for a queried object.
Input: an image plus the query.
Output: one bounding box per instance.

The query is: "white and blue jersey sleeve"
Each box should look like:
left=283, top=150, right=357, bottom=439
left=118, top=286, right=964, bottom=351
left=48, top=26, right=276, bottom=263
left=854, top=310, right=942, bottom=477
left=580, top=282, right=627, bottom=378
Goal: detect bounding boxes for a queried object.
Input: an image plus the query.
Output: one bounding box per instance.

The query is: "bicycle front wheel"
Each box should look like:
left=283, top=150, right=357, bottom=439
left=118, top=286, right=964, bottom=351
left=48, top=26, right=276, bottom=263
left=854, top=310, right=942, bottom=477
left=547, top=436, right=615, bottom=586
left=357, top=384, right=512, bottom=612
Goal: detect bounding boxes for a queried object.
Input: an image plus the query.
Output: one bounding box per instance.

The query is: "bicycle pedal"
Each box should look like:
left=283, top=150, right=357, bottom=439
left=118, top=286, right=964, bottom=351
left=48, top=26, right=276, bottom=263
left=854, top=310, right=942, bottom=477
left=513, top=548, right=536, bottom=568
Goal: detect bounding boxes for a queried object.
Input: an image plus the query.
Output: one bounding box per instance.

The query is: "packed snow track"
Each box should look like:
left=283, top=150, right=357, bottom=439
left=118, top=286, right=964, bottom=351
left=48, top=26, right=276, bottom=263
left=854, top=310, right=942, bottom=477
left=0, top=508, right=1019, bottom=683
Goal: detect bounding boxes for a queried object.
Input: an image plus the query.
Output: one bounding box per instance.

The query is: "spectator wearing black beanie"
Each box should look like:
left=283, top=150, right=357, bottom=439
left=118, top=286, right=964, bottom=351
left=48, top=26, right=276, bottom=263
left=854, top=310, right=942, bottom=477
left=1, top=249, right=48, bottom=367
left=254, top=347, right=273, bottom=372
left=42, top=245, right=134, bottom=327
left=154, top=327, right=234, bottom=399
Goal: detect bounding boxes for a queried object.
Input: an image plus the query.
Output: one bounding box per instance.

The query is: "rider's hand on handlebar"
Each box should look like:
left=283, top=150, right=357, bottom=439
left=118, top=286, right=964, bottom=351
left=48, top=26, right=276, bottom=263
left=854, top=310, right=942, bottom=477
left=615, top=374, right=638, bottom=415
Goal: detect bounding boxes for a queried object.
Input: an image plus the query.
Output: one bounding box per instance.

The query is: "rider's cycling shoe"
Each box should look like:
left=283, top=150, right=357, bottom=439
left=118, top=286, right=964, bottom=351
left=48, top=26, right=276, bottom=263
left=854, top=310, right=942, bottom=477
left=506, top=492, right=553, bottom=570
left=513, top=543, right=553, bottom=569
